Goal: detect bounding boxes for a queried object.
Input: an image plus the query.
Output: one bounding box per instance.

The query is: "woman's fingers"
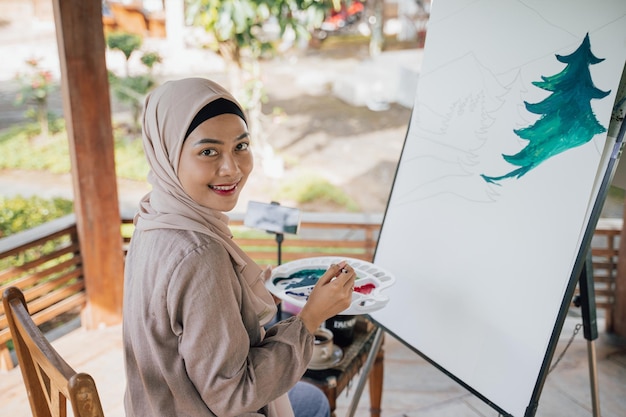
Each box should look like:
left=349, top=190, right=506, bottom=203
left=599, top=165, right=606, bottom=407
left=334, top=262, right=355, bottom=292
left=318, top=261, right=347, bottom=285
left=314, top=260, right=356, bottom=300
left=298, top=261, right=356, bottom=332
left=339, top=265, right=355, bottom=289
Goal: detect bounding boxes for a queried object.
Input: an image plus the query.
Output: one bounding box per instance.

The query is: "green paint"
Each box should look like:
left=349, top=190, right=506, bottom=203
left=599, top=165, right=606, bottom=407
left=482, top=33, right=610, bottom=184
left=276, top=269, right=325, bottom=289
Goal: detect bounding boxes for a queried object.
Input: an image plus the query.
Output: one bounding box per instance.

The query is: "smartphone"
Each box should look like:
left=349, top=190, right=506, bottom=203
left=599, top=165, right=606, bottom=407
left=244, top=201, right=301, bottom=235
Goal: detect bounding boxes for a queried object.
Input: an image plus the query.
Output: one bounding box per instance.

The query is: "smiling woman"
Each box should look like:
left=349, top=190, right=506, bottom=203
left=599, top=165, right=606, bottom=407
left=123, top=77, right=357, bottom=417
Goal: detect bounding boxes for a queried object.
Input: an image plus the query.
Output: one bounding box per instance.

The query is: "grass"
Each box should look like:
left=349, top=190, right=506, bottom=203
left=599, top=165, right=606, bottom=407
left=0, top=122, right=70, bottom=173
left=0, top=121, right=149, bottom=180
left=272, top=171, right=360, bottom=211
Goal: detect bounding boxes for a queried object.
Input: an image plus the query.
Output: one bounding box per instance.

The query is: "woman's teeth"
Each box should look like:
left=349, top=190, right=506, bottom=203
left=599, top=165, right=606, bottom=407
left=210, top=184, right=236, bottom=191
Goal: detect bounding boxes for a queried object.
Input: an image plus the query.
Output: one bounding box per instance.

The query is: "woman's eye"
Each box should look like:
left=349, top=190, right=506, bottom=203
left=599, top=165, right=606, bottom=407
left=200, top=149, right=218, bottom=156
left=236, top=142, right=250, bottom=151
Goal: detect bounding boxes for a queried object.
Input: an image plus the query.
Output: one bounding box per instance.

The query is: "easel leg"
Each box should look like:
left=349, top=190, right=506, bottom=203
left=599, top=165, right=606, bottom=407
left=577, top=253, right=601, bottom=417
left=345, top=327, right=384, bottom=417
left=586, top=339, right=601, bottom=417
left=368, top=333, right=384, bottom=417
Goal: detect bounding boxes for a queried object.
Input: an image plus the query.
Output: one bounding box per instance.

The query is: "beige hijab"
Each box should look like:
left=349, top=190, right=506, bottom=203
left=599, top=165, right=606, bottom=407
left=135, top=77, right=277, bottom=326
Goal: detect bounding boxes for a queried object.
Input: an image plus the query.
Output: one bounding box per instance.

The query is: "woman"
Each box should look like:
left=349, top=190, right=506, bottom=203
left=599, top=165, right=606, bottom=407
left=123, top=77, right=356, bottom=417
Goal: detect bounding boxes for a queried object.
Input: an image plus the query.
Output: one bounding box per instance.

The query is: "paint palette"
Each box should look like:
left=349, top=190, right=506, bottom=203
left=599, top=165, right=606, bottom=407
left=266, top=256, right=396, bottom=315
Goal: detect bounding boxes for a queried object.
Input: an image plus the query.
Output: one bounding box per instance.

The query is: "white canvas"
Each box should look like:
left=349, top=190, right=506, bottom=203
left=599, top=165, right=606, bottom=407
left=371, top=1, right=626, bottom=416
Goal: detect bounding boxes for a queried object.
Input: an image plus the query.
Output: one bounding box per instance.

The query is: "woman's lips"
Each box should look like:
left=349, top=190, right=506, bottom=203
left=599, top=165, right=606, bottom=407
left=209, top=182, right=239, bottom=195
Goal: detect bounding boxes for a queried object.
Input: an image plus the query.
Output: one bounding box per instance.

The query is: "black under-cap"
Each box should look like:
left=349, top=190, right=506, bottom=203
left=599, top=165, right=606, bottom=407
left=184, top=97, right=247, bottom=140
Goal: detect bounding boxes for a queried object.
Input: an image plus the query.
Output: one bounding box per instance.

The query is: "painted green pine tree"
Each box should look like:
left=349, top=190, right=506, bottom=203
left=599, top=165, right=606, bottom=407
left=481, top=33, right=610, bottom=184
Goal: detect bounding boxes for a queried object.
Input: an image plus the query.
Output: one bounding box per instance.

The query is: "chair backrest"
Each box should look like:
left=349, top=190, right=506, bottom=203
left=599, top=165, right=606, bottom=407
left=2, top=286, right=105, bottom=417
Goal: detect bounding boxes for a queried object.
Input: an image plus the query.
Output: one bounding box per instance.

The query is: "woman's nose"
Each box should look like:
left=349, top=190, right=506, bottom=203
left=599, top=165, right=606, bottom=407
left=218, top=153, right=239, bottom=175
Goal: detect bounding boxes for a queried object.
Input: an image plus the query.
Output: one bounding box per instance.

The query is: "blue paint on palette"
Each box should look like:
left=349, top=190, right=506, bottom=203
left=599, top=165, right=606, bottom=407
left=274, top=268, right=325, bottom=289
left=285, top=290, right=312, bottom=301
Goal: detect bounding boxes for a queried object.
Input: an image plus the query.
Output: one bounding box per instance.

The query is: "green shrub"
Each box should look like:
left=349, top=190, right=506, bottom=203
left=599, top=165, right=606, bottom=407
left=274, top=172, right=360, bottom=211
left=140, top=51, right=163, bottom=71
left=108, top=72, right=156, bottom=132
left=0, top=195, right=74, bottom=238
left=113, top=129, right=150, bottom=180
left=13, top=58, right=59, bottom=138
left=106, top=32, right=142, bottom=77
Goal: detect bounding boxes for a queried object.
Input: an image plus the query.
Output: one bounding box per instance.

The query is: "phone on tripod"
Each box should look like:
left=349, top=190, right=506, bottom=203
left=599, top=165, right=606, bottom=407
left=244, top=201, right=301, bottom=235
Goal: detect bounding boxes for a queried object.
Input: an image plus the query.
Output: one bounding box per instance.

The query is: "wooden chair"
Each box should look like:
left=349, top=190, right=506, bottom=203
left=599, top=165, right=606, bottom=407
left=2, top=286, right=105, bottom=417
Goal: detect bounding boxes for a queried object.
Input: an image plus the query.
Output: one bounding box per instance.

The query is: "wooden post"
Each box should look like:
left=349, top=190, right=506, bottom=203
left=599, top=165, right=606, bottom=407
left=51, top=0, right=124, bottom=328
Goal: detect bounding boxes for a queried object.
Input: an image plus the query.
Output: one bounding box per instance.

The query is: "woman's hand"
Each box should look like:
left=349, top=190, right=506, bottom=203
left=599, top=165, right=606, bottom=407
left=297, top=260, right=356, bottom=334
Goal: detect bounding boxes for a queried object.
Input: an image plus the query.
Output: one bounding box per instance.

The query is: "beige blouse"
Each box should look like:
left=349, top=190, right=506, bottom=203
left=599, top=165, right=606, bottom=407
left=123, top=228, right=314, bottom=416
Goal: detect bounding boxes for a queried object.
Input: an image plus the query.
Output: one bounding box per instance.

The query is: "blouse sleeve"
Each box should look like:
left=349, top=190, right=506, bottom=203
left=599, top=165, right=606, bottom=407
left=167, top=241, right=314, bottom=415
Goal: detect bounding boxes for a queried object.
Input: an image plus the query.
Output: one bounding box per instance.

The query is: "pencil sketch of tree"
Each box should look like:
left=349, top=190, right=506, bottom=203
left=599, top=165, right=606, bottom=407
left=481, top=33, right=610, bottom=184
left=439, top=93, right=490, bottom=168
left=396, top=92, right=499, bottom=204
left=475, top=71, right=530, bottom=180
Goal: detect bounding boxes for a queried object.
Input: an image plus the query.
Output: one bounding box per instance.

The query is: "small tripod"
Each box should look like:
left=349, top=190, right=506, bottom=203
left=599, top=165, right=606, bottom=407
left=270, top=225, right=289, bottom=322
left=244, top=201, right=301, bottom=326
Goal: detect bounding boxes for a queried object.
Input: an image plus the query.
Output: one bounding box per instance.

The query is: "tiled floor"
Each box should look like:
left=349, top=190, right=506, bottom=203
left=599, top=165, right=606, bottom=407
left=334, top=313, right=626, bottom=417
left=1, top=312, right=625, bottom=417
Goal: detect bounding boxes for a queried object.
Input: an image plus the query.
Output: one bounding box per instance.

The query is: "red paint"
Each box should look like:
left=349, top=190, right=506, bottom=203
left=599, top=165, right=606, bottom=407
left=354, top=283, right=376, bottom=294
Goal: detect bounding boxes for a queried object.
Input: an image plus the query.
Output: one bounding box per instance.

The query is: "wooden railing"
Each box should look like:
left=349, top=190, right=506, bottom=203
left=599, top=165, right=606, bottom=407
left=230, top=213, right=382, bottom=265
left=1, top=213, right=622, bottom=370
left=121, top=212, right=383, bottom=264
left=0, top=216, right=85, bottom=370
left=2, top=212, right=382, bottom=371
left=585, top=219, right=622, bottom=333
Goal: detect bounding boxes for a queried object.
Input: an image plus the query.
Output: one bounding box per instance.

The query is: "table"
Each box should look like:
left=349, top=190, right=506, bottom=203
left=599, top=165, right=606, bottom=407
left=301, top=317, right=384, bottom=417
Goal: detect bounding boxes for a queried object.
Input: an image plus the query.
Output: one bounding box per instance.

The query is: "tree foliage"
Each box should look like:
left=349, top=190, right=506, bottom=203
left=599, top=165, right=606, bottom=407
left=106, top=32, right=143, bottom=62
left=185, top=0, right=338, bottom=170
left=105, top=32, right=162, bottom=132
left=186, top=0, right=335, bottom=66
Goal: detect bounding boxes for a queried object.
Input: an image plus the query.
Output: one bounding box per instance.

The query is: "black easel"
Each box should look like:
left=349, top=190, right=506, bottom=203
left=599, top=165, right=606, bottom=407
left=511, top=60, right=622, bottom=417
left=551, top=79, right=626, bottom=417
left=573, top=251, right=601, bottom=417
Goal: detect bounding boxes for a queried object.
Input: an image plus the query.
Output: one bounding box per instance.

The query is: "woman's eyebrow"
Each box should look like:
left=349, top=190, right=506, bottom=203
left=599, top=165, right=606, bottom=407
left=192, top=138, right=221, bottom=147
left=192, top=132, right=250, bottom=147
left=235, top=132, right=250, bottom=141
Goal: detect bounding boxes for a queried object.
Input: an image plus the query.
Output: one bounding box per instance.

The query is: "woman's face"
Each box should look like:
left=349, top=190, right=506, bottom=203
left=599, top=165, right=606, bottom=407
left=178, top=113, right=252, bottom=212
